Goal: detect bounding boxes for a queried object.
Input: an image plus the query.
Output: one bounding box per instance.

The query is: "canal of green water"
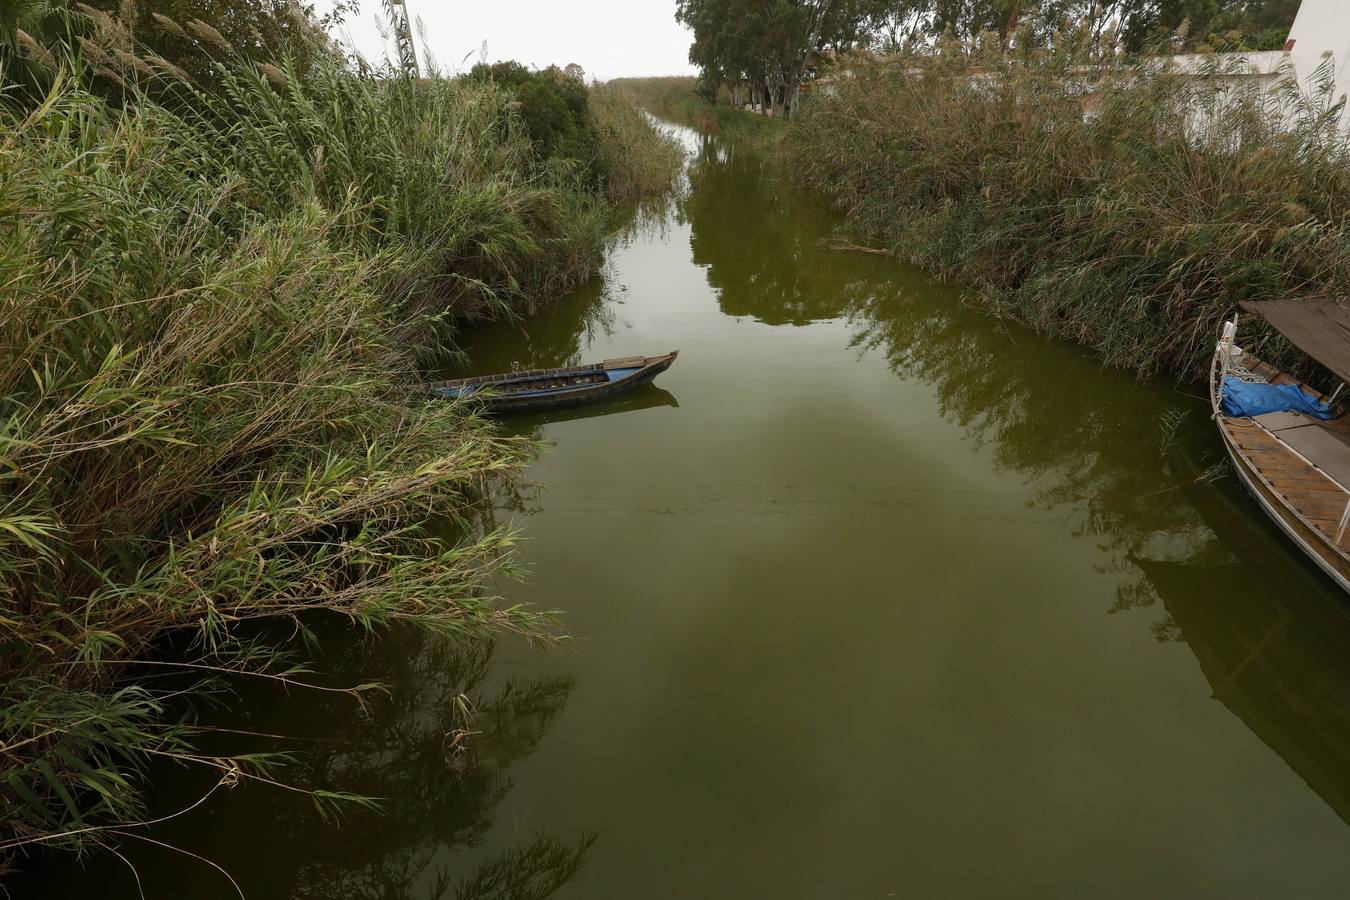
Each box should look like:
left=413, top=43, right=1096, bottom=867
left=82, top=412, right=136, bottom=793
left=23, top=123, right=1350, bottom=898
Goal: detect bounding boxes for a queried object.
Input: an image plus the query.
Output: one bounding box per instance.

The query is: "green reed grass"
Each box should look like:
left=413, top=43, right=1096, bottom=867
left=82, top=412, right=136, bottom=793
left=785, top=45, right=1350, bottom=381
left=0, top=12, right=678, bottom=875
left=589, top=81, right=685, bottom=203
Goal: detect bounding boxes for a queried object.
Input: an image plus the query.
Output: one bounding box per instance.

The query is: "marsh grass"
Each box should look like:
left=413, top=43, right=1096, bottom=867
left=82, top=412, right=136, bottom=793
left=589, top=81, right=685, bottom=203
left=608, top=76, right=783, bottom=147
left=0, top=9, right=678, bottom=877
left=785, top=45, right=1350, bottom=381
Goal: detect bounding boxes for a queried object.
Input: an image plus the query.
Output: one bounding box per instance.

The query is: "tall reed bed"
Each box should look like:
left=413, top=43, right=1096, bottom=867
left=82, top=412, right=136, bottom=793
left=608, top=76, right=782, bottom=145
left=589, top=81, right=686, bottom=202
left=0, top=13, right=676, bottom=875
left=785, top=48, right=1350, bottom=380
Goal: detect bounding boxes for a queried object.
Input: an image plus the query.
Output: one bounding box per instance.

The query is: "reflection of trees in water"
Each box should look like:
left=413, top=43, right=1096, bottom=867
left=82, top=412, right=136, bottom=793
left=681, top=134, right=1209, bottom=619
left=847, top=285, right=1206, bottom=577
left=682, top=133, right=1350, bottom=826
left=1131, top=480, right=1350, bottom=826
left=611, top=178, right=689, bottom=251
left=681, top=137, right=856, bottom=327
left=173, top=632, right=584, bottom=900
left=460, top=135, right=690, bottom=377
left=476, top=274, right=618, bottom=373
left=450, top=834, right=593, bottom=900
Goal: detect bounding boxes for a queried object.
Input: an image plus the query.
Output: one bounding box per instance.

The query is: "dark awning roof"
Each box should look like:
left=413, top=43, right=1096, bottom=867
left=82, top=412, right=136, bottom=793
left=1239, top=300, right=1350, bottom=385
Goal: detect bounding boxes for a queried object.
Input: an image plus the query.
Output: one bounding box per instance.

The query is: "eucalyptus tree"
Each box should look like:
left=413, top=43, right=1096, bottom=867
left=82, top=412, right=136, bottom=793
left=678, top=0, right=888, bottom=116
left=1125, top=0, right=1302, bottom=50
left=823, top=0, right=1300, bottom=52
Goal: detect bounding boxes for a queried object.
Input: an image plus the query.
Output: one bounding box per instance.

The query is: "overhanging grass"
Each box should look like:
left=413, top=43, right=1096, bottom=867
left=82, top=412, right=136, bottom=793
left=0, top=13, right=679, bottom=874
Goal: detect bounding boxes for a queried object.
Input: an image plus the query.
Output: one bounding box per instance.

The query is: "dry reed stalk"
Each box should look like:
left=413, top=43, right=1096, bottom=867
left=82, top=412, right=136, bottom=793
left=146, top=54, right=194, bottom=85
left=151, top=13, right=189, bottom=41
left=258, top=62, right=288, bottom=88
left=15, top=29, right=56, bottom=70
left=112, top=47, right=157, bottom=80
left=187, top=18, right=235, bottom=55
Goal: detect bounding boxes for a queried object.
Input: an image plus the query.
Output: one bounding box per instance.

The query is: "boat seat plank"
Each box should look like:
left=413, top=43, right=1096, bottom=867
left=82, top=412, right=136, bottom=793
left=1275, top=425, right=1350, bottom=487
left=1253, top=411, right=1321, bottom=432
left=1268, top=476, right=1348, bottom=495
left=1250, top=360, right=1278, bottom=381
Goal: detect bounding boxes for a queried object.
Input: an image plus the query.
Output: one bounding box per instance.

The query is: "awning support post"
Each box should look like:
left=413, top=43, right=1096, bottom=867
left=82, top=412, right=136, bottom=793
left=1336, top=497, right=1350, bottom=544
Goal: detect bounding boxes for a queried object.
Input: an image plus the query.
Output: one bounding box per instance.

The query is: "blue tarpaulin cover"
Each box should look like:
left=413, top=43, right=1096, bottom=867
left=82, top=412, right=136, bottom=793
left=1220, top=376, right=1335, bottom=419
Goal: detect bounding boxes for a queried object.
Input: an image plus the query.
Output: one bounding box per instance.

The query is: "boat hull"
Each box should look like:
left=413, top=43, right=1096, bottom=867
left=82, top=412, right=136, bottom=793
left=428, top=352, right=678, bottom=413
left=1218, top=424, right=1350, bottom=593
left=1211, top=333, right=1350, bottom=595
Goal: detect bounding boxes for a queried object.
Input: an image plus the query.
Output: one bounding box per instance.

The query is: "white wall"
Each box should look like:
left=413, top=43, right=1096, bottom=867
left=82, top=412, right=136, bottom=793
left=1161, top=0, right=1350, bottom=133
left=1286, top=0, right=1350, bottom=126
left=1287, top=0, right=1346, bottom=62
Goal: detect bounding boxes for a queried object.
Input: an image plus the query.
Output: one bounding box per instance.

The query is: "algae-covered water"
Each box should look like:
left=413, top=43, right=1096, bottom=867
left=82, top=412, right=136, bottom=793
left=24, top=124, right=1350, bottom=899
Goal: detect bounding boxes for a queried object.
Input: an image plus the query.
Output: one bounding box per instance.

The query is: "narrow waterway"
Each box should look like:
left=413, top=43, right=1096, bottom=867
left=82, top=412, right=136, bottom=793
left=26, top=123, right=1350, bottom=899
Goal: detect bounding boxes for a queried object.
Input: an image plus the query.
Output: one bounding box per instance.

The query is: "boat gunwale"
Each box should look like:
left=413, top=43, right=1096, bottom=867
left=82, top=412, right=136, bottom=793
left=426, top=352, right=676, bottom=392
left=427, top=361, right=607, bottom=391
left=427, top=352, right=678, bottom=412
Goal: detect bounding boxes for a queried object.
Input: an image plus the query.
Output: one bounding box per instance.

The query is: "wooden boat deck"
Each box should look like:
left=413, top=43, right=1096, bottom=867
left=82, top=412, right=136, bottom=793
left=1219, top=417, right=1350, bottom=547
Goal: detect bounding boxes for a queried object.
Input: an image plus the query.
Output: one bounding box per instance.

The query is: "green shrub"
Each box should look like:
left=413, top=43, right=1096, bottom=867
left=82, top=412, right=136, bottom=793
left=468, top=61, right=604, bottom=186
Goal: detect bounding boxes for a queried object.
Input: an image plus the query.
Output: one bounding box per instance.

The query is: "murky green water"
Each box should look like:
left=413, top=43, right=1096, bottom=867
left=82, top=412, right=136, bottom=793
left=24, top=125, right=1350, bottom=898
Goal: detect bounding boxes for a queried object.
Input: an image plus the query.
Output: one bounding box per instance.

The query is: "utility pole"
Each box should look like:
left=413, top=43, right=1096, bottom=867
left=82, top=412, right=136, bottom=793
left=387, top=0, right=419, bottom=78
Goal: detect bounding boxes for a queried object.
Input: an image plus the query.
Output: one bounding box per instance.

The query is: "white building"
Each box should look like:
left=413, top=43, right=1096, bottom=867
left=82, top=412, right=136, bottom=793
left=1169, top=0, right=1350, bottom=130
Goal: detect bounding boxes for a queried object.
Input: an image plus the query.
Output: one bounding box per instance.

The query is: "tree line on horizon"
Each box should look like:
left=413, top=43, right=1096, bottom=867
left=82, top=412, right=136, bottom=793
left=676, top=0, right=1302, bottom=116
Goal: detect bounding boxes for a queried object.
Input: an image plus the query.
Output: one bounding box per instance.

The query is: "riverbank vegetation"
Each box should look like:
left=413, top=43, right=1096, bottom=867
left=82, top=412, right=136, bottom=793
left=590, top=81, right=689, bottom=201
left=662, top=1, right=1336, bottom=380
left=0, top=1, right=678, bottom=879
left=608, top=76, right=782, bottom=146
left=786, top=42, right=1349, bottom=380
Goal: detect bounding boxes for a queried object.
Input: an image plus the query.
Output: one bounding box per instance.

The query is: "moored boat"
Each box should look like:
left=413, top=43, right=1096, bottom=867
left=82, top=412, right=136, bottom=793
left=428, top=351, right=678, bottom=413
left=1212, top=301, right=1350, bottom=593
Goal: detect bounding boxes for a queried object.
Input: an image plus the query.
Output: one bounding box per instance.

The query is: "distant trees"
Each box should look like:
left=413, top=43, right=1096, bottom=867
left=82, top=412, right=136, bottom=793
left=677, top=0, right=887, bottom=116
left=676, top=0, right=1304, bottom=115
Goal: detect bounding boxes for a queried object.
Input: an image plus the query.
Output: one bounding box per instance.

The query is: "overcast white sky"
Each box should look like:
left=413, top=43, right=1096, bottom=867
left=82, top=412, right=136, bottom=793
left=318, top=0, right=697, bottom=81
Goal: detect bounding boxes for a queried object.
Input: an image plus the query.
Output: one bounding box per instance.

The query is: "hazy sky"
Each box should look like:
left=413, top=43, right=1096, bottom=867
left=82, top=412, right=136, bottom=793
left=317, top=0, right=697, bottom=81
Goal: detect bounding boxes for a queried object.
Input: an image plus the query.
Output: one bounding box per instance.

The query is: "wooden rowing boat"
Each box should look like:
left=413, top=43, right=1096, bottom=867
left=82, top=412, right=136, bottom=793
left=1211, top=302, right=1350, bottom=593
left=427, top=351, right=678, bottom=413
